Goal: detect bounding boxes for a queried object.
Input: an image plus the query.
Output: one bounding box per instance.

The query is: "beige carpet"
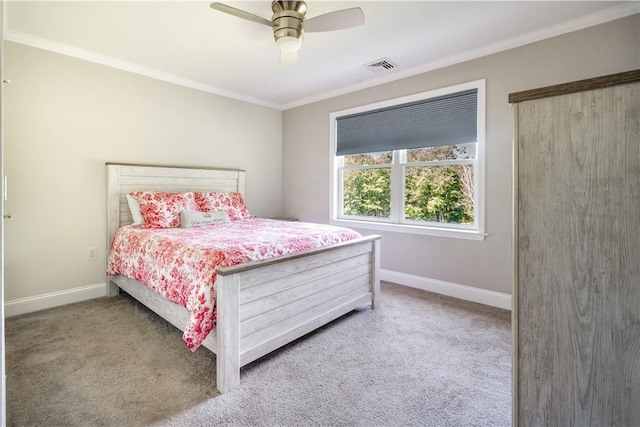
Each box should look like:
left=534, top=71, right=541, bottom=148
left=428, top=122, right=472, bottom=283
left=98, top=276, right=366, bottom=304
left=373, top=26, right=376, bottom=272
left=6, top=281, right=511, bottom=426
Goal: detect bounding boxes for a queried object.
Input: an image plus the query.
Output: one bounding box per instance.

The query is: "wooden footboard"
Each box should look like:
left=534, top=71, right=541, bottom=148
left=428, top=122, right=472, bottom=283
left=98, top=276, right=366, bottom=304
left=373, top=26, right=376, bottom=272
left=216, top=235, right=380, bottom=392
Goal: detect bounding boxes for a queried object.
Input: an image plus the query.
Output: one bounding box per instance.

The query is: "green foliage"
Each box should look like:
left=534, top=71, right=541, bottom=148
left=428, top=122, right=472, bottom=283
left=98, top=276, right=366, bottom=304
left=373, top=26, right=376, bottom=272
left=343, top=168, right=391, bottom=218
left=404, top=165, right=473, bottom=224
left=342, top=147, right=474, bottom=225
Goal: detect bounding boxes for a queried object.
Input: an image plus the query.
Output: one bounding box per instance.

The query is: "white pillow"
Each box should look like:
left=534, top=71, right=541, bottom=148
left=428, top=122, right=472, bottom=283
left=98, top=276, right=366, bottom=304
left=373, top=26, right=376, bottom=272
left=180, top=210, right=231, bottom=228
left=126, top=194, right=144, bottom=225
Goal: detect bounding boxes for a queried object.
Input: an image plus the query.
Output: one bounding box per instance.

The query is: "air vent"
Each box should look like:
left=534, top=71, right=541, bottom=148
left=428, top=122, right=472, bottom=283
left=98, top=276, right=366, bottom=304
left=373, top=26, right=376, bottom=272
left=364, top=58, right=398, bottom=73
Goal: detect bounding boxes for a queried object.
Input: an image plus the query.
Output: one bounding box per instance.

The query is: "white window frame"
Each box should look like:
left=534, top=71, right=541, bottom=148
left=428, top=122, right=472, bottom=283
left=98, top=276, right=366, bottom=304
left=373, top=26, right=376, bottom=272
left=329, top=80, right=486, bottom=241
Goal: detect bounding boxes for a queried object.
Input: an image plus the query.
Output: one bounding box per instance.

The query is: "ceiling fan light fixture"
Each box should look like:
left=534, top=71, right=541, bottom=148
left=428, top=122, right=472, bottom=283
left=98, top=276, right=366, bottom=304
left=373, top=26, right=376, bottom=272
left=280, top=49, right=298, bottom=66
left=276, top=35, right=302, bottom=52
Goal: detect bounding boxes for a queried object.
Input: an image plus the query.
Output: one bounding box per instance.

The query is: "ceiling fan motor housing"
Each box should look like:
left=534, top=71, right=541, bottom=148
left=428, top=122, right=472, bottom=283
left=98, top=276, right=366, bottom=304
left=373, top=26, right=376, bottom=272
left=272, top=0, right=307, bottom=46
left=210, top=0, right=365, bottom=64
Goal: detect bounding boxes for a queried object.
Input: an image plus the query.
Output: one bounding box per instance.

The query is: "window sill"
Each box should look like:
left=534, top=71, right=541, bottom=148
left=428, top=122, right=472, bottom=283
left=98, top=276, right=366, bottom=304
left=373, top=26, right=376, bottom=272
left=329, top=218, right=486, bottom=241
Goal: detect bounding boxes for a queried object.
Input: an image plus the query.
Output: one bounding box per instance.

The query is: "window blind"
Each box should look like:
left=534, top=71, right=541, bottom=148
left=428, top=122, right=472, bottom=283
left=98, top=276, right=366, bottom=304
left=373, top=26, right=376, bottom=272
left=336, top=89, right=478, bottom=156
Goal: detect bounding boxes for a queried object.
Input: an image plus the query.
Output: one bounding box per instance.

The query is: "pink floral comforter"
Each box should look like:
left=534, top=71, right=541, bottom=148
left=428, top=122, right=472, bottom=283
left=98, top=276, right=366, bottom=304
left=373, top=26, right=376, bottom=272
left=107, top=218, right=361, bottom=351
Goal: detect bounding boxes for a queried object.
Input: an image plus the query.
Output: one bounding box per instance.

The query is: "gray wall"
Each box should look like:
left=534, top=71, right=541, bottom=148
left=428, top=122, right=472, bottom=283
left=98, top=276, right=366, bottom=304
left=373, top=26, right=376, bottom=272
left=4, top=42, right=282, bottom=301
left=281, top=14, right=640, bottom=295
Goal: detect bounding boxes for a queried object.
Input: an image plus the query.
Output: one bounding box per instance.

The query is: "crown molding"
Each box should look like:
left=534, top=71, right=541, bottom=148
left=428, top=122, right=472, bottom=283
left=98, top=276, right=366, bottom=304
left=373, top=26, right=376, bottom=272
left=3, top=29, right=281, bottom=110
left=280, top=2, right=640, bottom=110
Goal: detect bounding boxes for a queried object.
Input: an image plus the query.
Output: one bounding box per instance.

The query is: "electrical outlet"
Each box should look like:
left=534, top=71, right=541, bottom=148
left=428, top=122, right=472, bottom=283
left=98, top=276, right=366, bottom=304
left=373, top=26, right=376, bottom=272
left=87, top=247, right=97, bottom=261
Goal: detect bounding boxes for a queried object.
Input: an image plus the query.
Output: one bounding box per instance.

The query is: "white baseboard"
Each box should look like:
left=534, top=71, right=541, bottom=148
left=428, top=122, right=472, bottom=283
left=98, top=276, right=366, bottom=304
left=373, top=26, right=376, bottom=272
left=380, top=269, right=511, bottom=311
left=3, top=273, right=510, bottom=317
left=4, top=283, right=107, bottom=317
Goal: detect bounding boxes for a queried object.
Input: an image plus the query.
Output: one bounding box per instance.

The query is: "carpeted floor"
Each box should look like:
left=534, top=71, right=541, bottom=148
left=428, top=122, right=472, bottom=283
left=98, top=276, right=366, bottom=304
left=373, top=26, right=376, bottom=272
left=6, top=281, right=511, bottom=427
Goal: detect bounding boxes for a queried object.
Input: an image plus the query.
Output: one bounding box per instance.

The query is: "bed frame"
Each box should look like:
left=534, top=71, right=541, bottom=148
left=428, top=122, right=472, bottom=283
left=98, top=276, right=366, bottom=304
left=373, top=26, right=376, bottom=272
left=106, top=163, right=381, bottom=393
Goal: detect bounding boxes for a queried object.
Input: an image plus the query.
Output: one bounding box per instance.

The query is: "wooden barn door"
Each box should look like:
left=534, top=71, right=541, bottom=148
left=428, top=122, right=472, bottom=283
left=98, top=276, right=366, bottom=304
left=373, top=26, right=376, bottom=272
left=511, top=71, right=640, bottom=426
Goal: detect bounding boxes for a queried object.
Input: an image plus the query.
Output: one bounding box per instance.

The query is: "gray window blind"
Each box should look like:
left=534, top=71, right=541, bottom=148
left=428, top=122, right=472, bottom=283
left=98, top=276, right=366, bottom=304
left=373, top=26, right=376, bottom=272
left=336, top=89, right=477, bottom=156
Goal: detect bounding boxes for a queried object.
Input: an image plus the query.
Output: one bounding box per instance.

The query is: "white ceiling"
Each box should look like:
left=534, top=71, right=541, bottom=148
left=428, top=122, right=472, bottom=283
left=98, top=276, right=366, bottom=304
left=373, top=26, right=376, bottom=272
left=4, top=1, right=638, bottom=109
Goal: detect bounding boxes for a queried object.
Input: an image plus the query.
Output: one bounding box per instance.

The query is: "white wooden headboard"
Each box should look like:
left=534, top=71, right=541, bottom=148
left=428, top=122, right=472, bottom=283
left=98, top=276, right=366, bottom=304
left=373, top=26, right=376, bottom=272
left=106, top=163, right=246, bottom=245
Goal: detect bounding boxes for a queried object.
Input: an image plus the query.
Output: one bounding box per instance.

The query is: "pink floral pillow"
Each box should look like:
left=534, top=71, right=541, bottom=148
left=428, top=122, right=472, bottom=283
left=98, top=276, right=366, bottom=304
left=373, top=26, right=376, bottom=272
left=194, top=192, right=251, bottom=221
left=129, top=191, right=200, bottom=228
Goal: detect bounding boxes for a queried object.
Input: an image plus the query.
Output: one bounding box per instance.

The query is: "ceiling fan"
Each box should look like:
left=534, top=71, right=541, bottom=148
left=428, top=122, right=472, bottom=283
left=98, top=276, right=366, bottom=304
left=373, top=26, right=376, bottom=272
left=210, top=1, right=365, bottom=65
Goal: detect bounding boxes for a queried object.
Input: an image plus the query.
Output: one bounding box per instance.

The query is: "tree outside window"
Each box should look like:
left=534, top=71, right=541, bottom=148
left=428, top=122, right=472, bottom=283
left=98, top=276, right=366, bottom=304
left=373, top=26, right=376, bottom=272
left=340, top=144, right=475, bottom=227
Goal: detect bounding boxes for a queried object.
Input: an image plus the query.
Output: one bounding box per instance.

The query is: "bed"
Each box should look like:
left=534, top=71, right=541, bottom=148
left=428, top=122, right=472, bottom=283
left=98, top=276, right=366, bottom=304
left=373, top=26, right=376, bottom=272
left=106, top=163, right=381, bottom=394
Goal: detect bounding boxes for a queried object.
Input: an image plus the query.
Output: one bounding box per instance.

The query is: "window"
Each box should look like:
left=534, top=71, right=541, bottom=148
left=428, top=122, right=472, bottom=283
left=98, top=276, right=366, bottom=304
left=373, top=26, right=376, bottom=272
left=330, top=80, right=485, bottom=240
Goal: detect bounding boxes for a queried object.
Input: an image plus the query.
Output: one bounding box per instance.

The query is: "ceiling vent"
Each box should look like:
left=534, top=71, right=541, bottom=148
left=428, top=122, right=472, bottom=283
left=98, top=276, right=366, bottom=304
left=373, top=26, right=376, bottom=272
left=364, top=58, right=398, bottom=73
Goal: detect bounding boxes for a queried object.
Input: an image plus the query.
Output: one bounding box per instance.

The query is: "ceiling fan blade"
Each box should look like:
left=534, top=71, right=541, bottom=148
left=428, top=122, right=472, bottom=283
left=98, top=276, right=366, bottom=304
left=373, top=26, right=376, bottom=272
left=209, top=2, right=272, bottom=27
left=280, top=49, right=298, bottom=66
left=304, top=7, right=364, bottom=33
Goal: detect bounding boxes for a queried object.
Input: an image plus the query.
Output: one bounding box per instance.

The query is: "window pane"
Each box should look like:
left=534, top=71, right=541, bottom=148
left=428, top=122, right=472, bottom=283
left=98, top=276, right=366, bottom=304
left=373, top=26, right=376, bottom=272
left=404, top=164, right=474, bottom=224
left=343, top=151, right=393, bottom=166
left=342, top=168, right=391, bottom=218
left=406, top=143, right=476, bottom=162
